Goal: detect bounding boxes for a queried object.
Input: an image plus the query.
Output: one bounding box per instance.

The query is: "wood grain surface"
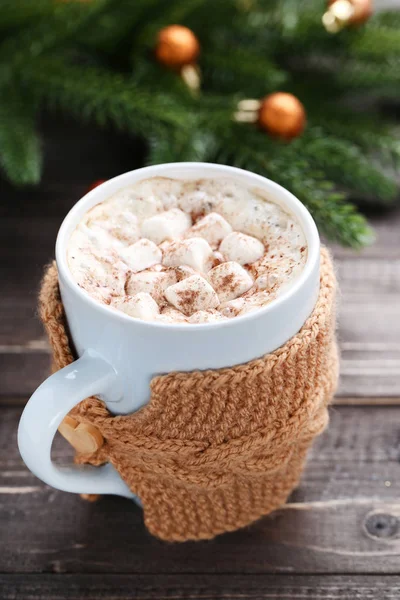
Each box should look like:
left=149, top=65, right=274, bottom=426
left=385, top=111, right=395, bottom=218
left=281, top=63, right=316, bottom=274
left=1, top=575, right=400, bottom=600
left=2, top=405, right=400, bottom=577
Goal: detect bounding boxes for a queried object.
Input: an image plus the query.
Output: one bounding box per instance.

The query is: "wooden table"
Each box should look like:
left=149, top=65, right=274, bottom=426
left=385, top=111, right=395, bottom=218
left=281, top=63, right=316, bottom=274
left=1, top=117, right=400, bottom=600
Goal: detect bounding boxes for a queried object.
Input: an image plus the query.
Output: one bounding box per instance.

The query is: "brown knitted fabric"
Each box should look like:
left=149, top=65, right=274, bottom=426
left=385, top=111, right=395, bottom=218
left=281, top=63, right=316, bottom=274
left=39, top=248, right=338, bottom=542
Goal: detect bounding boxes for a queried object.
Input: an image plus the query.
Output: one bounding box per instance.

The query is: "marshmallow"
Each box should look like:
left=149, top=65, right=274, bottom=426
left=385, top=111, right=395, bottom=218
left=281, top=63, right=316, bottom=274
left=189, top=310, right=227, bottom=324
left=219, top=232, right=264, bottom=265
left=111, top=293, right=160, bottom=321
left=164, top=274, right=220, bottom=316
left=120, top=239, right=162, bottom=272
left=141, top=208, right=191, bottom=244
left=126, top=269, right=177, bottom=302
left=208, top=261, right=253, bottom=302
left=162, top=237, right=214, bottom=273
left=186, top=212, right=232, bottom=248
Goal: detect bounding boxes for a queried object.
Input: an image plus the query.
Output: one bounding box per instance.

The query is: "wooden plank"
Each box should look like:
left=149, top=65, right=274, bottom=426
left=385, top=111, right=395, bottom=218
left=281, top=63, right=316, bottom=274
left=1, top=574, right=400, bottom=600
left=335, top=255, right=400, bottom=397
left=334, top=396, right=400, bottom=405
left=3, top=404, right=400, bottom=575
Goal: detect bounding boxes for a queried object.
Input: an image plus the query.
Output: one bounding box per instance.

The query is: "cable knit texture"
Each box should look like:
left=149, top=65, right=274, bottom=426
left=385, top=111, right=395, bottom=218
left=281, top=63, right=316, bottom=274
left=39, top=248, right=338, bottom=542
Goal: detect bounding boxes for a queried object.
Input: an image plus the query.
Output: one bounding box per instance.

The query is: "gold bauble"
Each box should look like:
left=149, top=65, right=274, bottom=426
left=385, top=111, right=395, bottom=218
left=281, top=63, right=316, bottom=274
left=324, top=0, right=372, bottom=32
left=155, top=25, right=200, bottom=68
left=258, top=93, right=306, bottom=141
left=328, top=0, right=372, bottom=24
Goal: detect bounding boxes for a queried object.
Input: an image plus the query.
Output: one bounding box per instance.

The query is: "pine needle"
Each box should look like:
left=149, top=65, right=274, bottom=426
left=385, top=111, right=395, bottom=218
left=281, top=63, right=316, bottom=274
left=18, top=56, right=190, bottom=134
left=0, top=84, right=42, bottom=186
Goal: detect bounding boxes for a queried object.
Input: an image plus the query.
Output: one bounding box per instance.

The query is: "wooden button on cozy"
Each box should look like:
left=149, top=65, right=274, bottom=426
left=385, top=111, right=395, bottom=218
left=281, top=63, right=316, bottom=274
left=58, top=415, right=104, bottom=455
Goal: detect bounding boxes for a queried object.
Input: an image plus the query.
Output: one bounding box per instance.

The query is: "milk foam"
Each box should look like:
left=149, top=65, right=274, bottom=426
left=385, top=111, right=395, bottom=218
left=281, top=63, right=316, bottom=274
left=67, top=177, right=307, bottom=323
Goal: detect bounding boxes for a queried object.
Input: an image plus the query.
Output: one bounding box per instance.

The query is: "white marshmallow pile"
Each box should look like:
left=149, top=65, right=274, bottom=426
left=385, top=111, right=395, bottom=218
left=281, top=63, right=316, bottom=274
left=67, top=176, right=308, bottom=324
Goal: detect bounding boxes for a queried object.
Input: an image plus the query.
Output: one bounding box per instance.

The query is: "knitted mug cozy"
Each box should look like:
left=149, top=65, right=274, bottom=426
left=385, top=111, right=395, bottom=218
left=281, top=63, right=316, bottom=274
left=39, top=248, right=338, bottom=542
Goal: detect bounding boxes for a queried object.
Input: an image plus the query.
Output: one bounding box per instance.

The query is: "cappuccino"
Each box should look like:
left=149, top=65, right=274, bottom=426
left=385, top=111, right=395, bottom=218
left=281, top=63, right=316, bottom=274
left=67, top=177, right=307, bottom=323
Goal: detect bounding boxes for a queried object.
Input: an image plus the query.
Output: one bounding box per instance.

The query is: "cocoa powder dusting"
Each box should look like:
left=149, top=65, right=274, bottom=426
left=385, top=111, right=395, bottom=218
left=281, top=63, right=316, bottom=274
left=176, top=288, right=197, bottom=315
left=219, top=273, right=236, bottom=296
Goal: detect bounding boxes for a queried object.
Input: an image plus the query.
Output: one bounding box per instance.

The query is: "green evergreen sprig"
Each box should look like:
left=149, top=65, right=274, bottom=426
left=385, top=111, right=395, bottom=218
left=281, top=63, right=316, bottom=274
left=0, top=83, right=42, bottom=186
left=0, top=0, right=399, bottom=248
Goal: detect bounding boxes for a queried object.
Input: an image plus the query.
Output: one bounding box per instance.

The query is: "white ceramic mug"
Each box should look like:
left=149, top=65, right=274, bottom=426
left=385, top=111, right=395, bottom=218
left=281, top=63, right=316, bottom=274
left=18, top=163, right=320, bottom=498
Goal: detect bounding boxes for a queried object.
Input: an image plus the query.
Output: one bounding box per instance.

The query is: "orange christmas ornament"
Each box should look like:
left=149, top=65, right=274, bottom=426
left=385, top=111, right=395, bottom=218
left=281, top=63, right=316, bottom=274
left=155, top=25, right=200, bottom=68
left=323, top=0, right=372, bottom=33
left=258, top=93, right=306, bottom=141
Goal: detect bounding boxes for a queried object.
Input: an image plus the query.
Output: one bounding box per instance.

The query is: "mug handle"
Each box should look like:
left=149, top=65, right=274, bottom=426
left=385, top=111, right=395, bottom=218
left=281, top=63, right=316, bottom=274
left=18, top=349, right=134, bottom=498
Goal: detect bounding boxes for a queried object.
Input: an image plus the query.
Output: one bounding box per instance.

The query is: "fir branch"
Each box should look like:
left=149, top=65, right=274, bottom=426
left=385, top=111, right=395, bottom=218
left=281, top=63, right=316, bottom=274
left=0, top=83, right=42, bottom=186
left=337, top=57, right=400, bottom=90
left=315, top=121, right=400, bottom=176
left=373, top=10, right=400, bottom=30
left=293, top=94, right=400, bottom=169
left=77, top=0, right=165, bottom=59
left=201, top=47, right=287, bottom=95
left=311, top=114, right=400, bottom=176
left=131, top=58, right=192, bottom=96
left=0, top=0, right=56, bottom=32
left=351, top=25, right=400, bottom=59
left=147, top=130, right=216, bottom=164
left=0, top=0, right=112, bottom=80
left=299, top=128, right=398, bottom=203
left=287, top=176, right=375, bottom=248
left=17, top=56, right=190, bottom=136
